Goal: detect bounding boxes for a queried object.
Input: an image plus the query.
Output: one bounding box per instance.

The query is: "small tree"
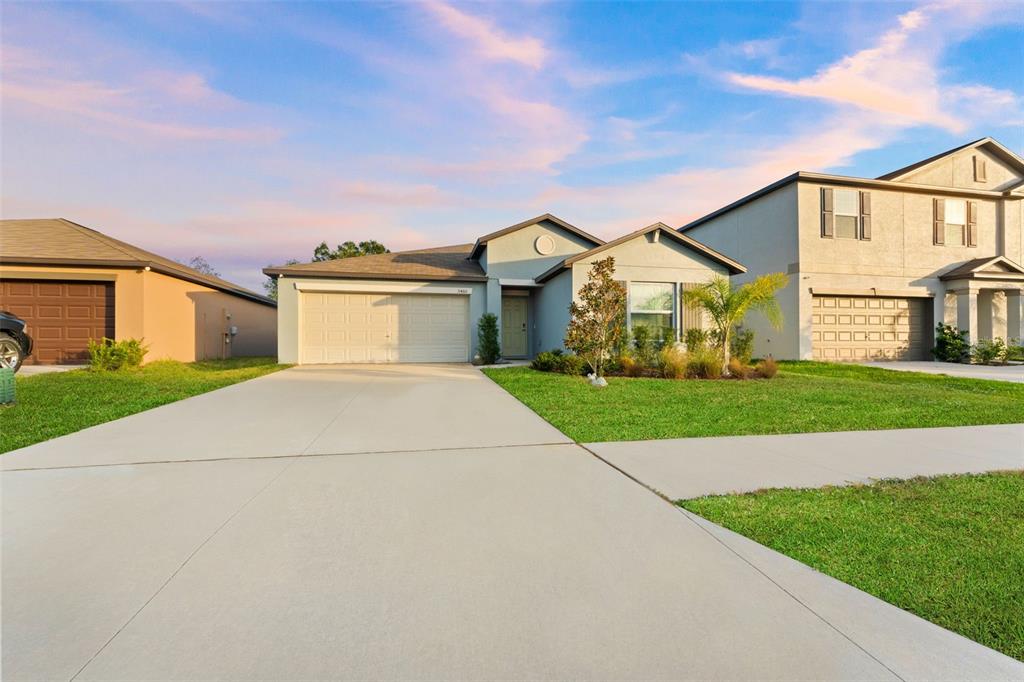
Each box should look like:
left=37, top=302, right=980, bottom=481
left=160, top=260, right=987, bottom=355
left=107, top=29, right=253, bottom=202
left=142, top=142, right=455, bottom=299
left=564, top=257, right=627, bottom=378
left=477, top=313, right=500, bottom=364
left=682, top=273, right=788, bottom=374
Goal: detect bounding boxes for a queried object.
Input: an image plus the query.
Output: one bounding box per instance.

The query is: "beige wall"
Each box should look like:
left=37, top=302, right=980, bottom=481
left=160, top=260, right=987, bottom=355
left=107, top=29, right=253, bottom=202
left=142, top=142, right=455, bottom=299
left=899, top=147, right=1022, bottom=192
left=685, top=183, right=802, bottom=359
left=0, top=264, right=276, bottom=362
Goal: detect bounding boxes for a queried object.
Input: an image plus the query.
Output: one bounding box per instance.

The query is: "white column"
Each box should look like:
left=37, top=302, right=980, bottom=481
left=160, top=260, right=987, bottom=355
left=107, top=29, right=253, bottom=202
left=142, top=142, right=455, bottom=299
left=1006, top=290, right=1023, bottom=343
left=977, top=290, right=994, bottom=341
left=956, top=289, right=979, bottom=344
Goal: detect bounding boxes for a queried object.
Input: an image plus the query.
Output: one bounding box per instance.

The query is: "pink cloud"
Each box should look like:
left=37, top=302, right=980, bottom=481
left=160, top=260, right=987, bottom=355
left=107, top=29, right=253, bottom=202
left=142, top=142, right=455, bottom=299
left=421, top=1, right=548, bottom=68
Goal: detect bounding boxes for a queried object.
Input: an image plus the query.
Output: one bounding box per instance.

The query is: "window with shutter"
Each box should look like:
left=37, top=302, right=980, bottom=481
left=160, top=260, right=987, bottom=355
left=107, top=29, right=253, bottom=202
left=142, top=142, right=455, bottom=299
left=967, top=201, right=978, bottom=247
left=833, top=189, right=859, bottom=239
left=933, top=198, right=945, bottom=245
left=859, top=191, right=871, bottom=240
left=944, top=199, right=966, bottom=246
left=821, top=188, right=834, bottom=238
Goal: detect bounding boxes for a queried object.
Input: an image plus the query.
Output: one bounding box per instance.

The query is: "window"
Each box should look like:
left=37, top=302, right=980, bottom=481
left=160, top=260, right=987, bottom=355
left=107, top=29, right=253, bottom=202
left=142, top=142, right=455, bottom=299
left=834, top=189, right=859, bottom=239
left=629, top=282, right=674, bottom=335
left=945, top=199, right=966, bottom=246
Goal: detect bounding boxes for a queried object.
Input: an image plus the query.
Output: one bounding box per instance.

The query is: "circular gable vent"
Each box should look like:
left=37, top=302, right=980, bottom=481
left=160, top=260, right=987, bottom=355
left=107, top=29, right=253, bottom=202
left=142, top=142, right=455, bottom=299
left=535, top=234, right=556, bottom=255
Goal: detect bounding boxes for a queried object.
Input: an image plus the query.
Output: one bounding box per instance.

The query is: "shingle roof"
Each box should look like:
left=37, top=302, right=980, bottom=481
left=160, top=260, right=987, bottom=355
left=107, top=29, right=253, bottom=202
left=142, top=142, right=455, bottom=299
left=0, top=218, right=274, bottom=305
left=263, top=243, right=486, bottom=281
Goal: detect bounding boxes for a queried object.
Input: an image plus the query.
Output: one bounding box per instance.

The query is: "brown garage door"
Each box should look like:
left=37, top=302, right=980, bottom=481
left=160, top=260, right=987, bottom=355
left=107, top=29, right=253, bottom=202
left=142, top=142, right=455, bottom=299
left=811, top=295, right=931, bottom=361
left=1, top=279, right=115, bottom=364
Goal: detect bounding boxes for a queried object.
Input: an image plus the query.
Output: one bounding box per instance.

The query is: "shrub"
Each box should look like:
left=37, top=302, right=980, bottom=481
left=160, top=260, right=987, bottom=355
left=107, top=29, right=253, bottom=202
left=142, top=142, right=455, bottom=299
left=684, top=327, right=707, bottom=352
left=1008, top=340, right=1024, bottom=362
left=932, top=323, right=969, bottom=363
left=730, top=327, right=755, bottom=364
left=660, top=345, right=688, bottom=379
left=727, top=357, right=752, bottom=379
left=555, top=353, right=587, bottom=376
left=620, top=355, right=644, bottom=377
left=531, top=349, right=563, bottom=372
left=88, top=337, right=147, bottom=371
left=477, top=313, right=501, bottom=364
left=658, top=326, right=676, bottom=349
left=631, top=325, right=656, bottom=367
left=756, top=357, right=778, bottom=379
left=971, top=337, right=1007, bottom=365
left=686, top=346, right=722, bottom=379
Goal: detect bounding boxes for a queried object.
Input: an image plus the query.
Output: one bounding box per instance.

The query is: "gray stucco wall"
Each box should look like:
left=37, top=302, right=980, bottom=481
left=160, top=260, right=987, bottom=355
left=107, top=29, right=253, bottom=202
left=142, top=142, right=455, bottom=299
left=483, top=220, right=596, bottom=280
left=685, top=183, right=801, bottom=359
left=533, top=269, right=573, bottom=353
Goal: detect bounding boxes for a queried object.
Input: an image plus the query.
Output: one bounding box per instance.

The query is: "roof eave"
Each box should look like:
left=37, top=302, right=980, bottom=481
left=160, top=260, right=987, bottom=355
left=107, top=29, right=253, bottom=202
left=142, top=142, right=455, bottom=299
left=264, top=270, right=487, bottom=283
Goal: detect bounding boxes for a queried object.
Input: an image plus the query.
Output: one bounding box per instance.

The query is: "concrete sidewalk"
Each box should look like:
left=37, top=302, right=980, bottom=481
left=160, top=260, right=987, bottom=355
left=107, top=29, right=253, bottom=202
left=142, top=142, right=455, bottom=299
left=586, top=423, right=1024, bottom=500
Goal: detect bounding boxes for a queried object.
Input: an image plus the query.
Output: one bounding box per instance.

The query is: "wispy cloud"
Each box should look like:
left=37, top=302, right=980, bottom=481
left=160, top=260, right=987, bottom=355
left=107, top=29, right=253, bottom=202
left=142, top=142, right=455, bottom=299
left=725, top=2, right=1019, bottom=134
left=420, top=1, right=548, bottom=68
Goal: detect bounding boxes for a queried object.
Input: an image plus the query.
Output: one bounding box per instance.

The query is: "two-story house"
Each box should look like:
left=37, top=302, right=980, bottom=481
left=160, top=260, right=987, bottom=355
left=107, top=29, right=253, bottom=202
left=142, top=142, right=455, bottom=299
left=681, top=137, right=1024, bottom=361
left=266, top=216, right=743, bottom=364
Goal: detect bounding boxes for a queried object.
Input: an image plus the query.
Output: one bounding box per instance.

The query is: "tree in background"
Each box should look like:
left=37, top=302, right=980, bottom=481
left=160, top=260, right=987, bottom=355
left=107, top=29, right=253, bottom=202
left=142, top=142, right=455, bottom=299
left=182, top=256, right=220, bottom=277
left=564, top=257, right=627, bottom=380
left=313, top=240, right=389, bottom=261
left=263, top=259, right=299, bottom=300
left=681, top=273, right=788, bottom=374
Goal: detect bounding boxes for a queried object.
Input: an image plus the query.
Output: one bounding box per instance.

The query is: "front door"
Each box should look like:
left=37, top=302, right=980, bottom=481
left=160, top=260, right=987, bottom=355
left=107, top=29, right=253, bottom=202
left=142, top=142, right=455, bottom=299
left=501, top=297, right=528, bottom=357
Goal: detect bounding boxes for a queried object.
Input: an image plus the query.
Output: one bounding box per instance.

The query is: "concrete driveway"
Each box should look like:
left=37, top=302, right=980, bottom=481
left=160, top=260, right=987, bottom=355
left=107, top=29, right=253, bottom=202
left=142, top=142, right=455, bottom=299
left=3, top=365, right=1020, bottom=680
left=859, top=360, right=1024, bottom=383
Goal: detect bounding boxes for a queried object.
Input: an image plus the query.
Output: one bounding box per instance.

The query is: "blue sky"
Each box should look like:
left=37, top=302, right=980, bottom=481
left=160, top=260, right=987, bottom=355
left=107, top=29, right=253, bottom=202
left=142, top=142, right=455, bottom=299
left=2, top=1, right=1021, bottom=289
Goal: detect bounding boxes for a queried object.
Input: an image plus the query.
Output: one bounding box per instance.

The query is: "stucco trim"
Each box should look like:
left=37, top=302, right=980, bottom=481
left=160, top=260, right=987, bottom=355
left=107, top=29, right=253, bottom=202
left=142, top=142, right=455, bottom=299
left=293, top=280, right=474, bottom=295
left=810, top=287, right=935, bottom=299
left=498, top=278, right=542, bottom=287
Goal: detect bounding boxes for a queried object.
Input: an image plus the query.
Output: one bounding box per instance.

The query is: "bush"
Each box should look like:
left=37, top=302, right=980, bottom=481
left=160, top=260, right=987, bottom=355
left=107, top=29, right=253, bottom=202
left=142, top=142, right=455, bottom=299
left=686, top=346, right=722, bottom=379
left=555, top=353, right=587, bottom=376
left=477, top=313, right=501, bottom=364
left=731, top=327, right=755, bottom=364
left=620, top=355, right=644, bottom=377
left=971, top=337, right=1007, bottom=365
left=727, top=357, right=753, bottom=379
left=756, top=357, right=778, bottom=379
left=531, top=349, right=563, bottom=372
left=932, top=323, right=969, bottom=363
left=659, top=345, right=688, bottom=379
left=658, top=326, right=676, bottom=349
left=684, top=328, right=707, bottom=352
left=631, top=325, right=656, bottom=367
left=1008, top=340, right=1024, bottom=362
left=88, top=337, right=147, bottom=371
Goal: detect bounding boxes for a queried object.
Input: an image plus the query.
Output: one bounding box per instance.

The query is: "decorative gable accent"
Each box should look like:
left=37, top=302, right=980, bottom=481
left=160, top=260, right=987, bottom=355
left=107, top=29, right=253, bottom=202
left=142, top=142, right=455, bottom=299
left=939, top=256, right=1024, bottom=282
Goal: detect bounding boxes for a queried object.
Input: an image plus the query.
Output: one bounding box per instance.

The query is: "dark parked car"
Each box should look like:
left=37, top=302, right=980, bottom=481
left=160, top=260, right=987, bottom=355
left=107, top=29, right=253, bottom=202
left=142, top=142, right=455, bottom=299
left=0, top=311, right=33, bottom=372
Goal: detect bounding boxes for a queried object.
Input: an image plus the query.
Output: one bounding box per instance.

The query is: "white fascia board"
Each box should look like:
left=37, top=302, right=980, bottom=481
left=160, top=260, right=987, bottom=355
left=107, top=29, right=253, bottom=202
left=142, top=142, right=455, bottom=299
left=293, top=281, right=474, bottom=295
left=498, top=278, right=542, bottom=287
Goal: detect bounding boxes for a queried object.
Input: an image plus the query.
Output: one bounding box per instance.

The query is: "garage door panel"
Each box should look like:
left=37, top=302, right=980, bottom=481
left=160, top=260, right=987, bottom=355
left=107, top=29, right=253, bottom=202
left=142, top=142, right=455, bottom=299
left=300, top=291, right=468, bottom=364
left=812, top=295, right=930, bottom=362
left=0, top=279, right=114, bottom=364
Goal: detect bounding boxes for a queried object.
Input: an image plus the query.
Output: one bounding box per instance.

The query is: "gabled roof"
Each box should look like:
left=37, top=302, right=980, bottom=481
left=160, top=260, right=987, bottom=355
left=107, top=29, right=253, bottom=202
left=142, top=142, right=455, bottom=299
left=938, top=255, right=1024, bottom=282
left=468, top=213, right=603, bottom=260
left=877, top=137, right=1024, bottom=182
left=0, top=218, right=274, bottom=306
left=263, top=243, right=486, bottom=282
left=536, top=222, right=745, bottom=283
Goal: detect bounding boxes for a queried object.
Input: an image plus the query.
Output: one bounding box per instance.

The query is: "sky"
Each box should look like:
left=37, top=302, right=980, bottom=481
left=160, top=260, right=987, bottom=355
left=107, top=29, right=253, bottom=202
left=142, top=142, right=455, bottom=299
left=2, top=0, right=1022, bottom=291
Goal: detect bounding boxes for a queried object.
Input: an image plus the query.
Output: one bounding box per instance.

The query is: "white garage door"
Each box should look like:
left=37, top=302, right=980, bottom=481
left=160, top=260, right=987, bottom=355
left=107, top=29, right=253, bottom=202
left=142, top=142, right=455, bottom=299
left=811, top=295, right=930, bottom=361
left=300, top=292, right=469, bottom=364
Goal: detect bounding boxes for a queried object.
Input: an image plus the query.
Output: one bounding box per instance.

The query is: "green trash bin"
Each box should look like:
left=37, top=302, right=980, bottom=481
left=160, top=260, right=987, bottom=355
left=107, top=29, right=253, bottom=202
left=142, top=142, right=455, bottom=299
left=0, top=367, right=15, bottom=405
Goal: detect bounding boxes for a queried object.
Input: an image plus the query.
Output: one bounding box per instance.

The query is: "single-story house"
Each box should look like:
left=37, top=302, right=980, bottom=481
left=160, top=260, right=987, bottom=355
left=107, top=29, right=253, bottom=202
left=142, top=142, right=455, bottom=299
left=265, top=215, right=744, bottom=364
left=0, top=218, right=277, bottom=364
left=681, top=137, right=1024, bottom=361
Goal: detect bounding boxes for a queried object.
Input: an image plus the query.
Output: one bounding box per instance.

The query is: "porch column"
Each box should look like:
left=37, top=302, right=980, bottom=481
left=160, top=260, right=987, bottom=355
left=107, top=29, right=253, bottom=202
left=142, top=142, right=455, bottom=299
left=977, top=290, right=994, bottom=341
left=956, top=289, right=979, bottom=344
left=1007, top=290, right=1024, bottom=343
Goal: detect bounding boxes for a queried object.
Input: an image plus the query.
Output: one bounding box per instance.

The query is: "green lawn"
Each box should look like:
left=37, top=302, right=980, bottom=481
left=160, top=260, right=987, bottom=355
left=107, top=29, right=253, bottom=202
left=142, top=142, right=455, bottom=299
left=1, top=357, right=288, bottom=453
left=681, top=472, right=1024, bottom=661
left=482, top=362, right=1024, bottom=442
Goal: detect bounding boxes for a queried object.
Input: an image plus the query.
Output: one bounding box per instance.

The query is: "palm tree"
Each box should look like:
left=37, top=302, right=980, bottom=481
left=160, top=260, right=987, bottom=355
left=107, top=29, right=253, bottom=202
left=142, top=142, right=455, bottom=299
left=681, top=273, right=788, bottom=373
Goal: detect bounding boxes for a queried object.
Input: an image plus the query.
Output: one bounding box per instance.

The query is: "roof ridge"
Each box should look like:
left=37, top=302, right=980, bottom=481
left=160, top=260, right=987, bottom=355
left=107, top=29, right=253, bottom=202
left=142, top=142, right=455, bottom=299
left=58, top=218, right=143, bottom=262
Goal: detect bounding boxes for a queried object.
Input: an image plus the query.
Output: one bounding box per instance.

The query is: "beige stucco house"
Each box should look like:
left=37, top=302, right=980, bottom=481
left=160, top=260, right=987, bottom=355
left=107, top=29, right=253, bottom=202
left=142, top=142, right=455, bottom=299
left=681, top=137, right=1024, bottom=361
left=266, top=216, right=744, bottom=364
left=0, top=219, right=277, bottom=364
